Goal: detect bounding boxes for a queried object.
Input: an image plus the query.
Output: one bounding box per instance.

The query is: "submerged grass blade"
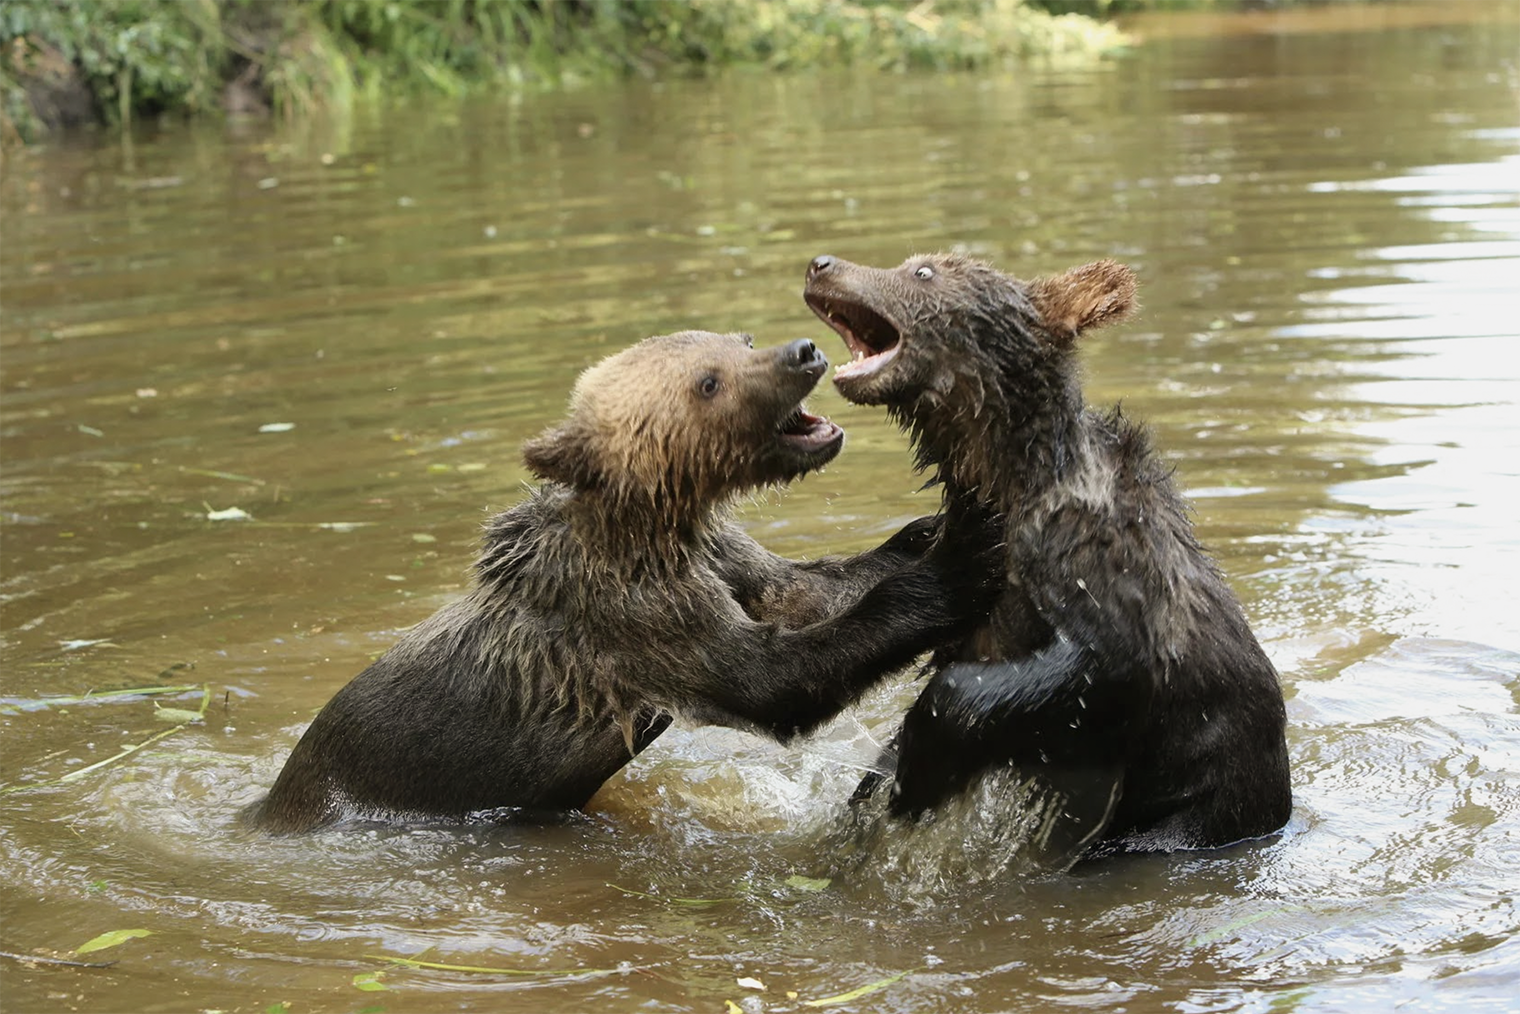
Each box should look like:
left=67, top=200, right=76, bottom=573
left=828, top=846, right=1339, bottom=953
left=1188, top=907, right=1298, bottom=948
left=0, top=726, right=184, bottom=794
left=179, top=466, right=266, bottom=485
left=153, top=706, right=206, bottom=724
left=5, top=683, right=205, bottom=710
left=0, top=949, right=117, bottom=969
left=2, top=731, right=173, bottom=791
left=605, top=882, right=739, bottom=906
left=2, top=680, right=211, bottom=793
left=364, top=953, right=617, bottom=978
left=56, top=726, right=186, bottom=784
left=802, top=968, right=915, bottom=1007
left=248, top=521, right=376, bottom=529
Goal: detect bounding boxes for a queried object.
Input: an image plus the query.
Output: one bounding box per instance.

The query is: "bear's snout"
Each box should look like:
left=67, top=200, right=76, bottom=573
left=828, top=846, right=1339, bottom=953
left=808, top=254, right=836, bottom=279
left=783, top=337, right=826, bottom=376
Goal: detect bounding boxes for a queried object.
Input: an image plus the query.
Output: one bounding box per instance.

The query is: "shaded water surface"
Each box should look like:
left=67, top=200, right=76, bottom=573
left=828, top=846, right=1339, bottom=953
left=3, top=4, right=1519, bottom=1011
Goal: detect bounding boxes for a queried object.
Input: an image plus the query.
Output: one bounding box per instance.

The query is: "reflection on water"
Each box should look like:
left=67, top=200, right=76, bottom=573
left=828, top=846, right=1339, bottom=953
left=3, top=3, right=1519, bottom=1012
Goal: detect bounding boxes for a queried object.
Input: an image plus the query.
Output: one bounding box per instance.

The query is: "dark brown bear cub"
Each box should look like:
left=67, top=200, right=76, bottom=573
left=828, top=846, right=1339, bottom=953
left=805, top=254, right=1291, bottom=863
left=246, top=330, right=987, bottom=834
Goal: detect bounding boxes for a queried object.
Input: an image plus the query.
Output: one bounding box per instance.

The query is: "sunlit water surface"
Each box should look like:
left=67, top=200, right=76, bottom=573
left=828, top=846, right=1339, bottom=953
left=3, top=5, right=1518, bottom=1012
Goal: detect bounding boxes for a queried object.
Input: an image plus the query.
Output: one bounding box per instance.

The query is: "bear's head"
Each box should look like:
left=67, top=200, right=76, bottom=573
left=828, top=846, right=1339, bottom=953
left=522, top=331, right=843, bottom=526
left=803, top=252, right=1137, bottom=412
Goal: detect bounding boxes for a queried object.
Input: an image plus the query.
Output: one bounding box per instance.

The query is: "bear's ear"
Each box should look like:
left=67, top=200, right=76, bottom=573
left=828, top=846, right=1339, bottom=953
left=1027, top=259, right=1138, bottom=345
left=522, top=422, right=603, bottom=489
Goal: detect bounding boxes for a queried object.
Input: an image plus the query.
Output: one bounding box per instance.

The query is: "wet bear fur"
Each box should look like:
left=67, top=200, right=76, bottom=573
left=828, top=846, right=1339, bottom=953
left=805, top=254, right=1291, bottom=862
left=244, top=330, right=988, bottom=834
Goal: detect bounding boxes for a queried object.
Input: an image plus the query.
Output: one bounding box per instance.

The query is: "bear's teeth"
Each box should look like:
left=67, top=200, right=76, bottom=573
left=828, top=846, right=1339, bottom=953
left=853, top=350, right=866, bottom=362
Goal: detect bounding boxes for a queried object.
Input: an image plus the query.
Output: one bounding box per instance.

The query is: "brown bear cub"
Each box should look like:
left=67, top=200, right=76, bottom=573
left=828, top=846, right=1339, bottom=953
left=245, top=330, right=990, bottom=834
left=804, top=253, right=1291, bottom=862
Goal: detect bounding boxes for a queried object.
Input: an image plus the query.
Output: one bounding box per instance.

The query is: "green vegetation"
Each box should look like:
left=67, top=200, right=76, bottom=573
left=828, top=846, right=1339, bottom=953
left=1, top=0, right=1126, bottom=141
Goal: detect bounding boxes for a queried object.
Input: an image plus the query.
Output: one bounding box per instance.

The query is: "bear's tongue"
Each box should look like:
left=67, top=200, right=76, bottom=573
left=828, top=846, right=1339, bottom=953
left=778, top=406, right=842, bottom=451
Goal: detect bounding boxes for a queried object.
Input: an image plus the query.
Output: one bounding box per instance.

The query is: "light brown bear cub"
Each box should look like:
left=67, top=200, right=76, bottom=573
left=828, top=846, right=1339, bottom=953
left=245, top=330, right=989, bottom=833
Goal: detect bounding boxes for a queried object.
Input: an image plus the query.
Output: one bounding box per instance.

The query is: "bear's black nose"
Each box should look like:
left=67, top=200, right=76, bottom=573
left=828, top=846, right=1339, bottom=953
left=808, top=254, right=836, bottom=278
left=784, top=338, right=822, bottom=372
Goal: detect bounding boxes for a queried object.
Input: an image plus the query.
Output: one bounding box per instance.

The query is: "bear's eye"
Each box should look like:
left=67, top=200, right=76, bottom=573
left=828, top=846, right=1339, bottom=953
left=914, top=265, right=935, bottom=280
left=697, top=375, right=721, bottom=399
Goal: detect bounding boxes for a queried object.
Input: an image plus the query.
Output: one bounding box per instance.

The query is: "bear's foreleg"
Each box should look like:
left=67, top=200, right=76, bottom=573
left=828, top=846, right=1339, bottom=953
left=886, top=636, right=1148, bottom=858
left=676, top=539, right=997, bottom=743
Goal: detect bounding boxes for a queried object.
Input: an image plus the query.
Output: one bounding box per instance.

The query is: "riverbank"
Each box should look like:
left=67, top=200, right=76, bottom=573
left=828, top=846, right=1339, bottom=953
left=1, top=0, right=1126, bottom=142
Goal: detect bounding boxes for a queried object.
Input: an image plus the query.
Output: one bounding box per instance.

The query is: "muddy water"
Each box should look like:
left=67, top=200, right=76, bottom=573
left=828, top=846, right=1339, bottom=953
left=3, top=4, right=1519, bottom=1012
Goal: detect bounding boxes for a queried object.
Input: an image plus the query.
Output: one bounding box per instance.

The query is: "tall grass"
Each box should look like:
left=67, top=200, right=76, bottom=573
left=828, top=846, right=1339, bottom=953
left=1, top=0, right=227, bottom=137
left=1, top=0, right=1129, bottom=141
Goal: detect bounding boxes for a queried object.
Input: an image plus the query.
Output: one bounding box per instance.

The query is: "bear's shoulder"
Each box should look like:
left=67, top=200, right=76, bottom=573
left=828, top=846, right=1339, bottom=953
left=475, top=483, right=575, bottom=586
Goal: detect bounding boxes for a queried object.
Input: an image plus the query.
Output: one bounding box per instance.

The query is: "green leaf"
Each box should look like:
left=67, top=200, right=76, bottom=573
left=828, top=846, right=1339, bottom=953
left=352, top=971, right=390, bottom=992
left=75, top=928, right=152, bottom=954
left=1269, top=988, right=1315, bottom=1011
left=785, top=874, right=832, bottom=892
left=264, top=1002, right=291, bottom=1014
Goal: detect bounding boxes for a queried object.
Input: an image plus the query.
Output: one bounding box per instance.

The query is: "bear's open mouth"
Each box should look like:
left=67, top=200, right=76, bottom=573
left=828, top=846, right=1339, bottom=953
left=804, top=294, right=902, bottom=382
left=777, top=403, right=844, bottom=455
